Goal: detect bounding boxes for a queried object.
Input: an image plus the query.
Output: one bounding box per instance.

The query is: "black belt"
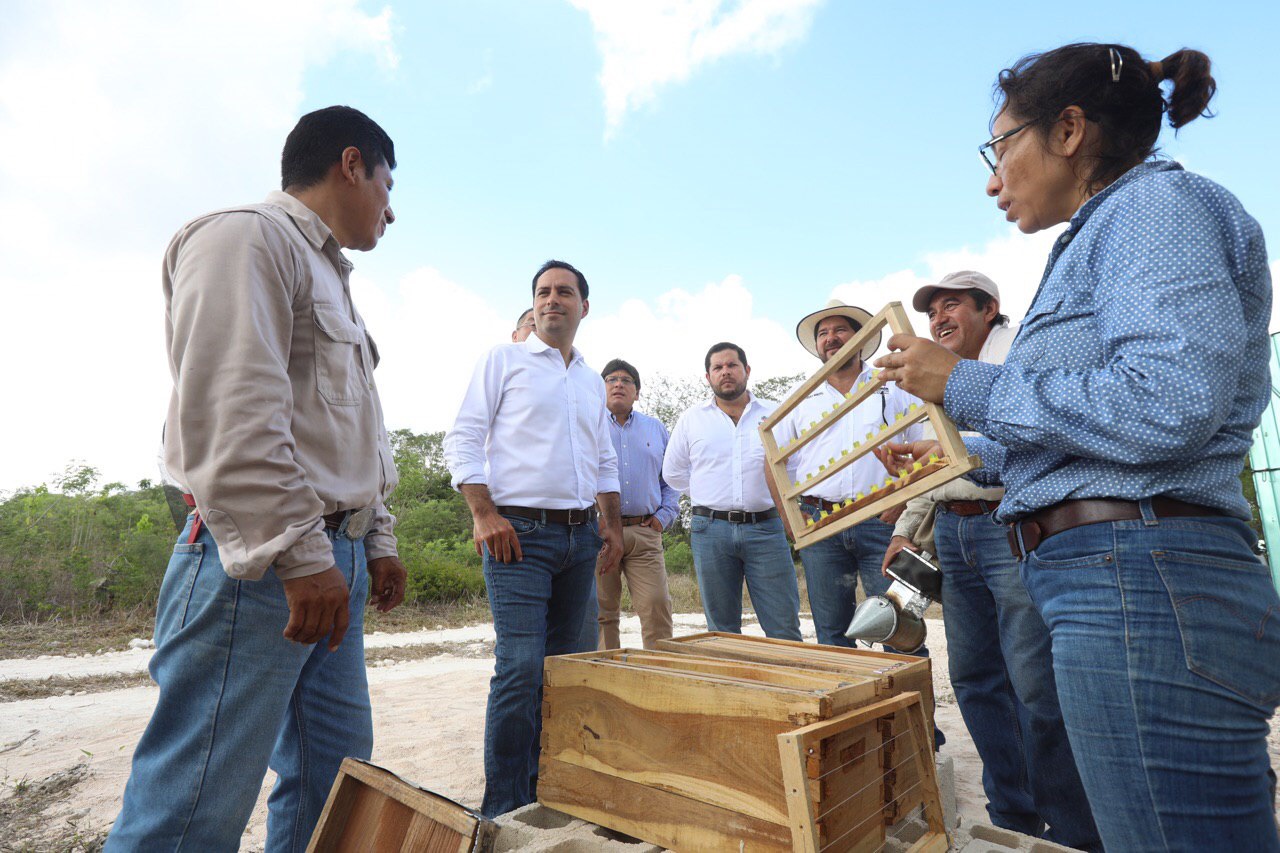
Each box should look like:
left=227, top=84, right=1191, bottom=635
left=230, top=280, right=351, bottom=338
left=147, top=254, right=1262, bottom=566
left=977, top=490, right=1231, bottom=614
left=1009, top=497, right=1224, bottom=559
left=495, top=505, right=597, bottom=525
left=692, top=506, right=778, bottom=524
left=941, top=499, right=998, bottom=517
left=800, top=496, right=841, bottom=513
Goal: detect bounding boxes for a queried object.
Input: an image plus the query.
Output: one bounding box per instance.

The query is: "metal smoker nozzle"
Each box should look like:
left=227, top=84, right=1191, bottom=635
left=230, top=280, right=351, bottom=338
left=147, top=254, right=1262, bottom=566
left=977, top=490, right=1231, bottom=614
left=843, top=548, right=941, bottom=653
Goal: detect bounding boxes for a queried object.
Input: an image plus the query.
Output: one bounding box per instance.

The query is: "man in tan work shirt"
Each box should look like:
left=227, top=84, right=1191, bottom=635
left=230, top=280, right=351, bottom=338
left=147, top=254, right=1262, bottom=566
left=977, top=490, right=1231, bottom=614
left=106, top=106, right=408, bottom=852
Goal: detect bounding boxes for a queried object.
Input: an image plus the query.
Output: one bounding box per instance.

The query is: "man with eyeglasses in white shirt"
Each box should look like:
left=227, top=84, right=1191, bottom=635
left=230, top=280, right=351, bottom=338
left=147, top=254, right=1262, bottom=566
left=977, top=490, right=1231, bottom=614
left=662, top=342, right=802, bottom=640
left=445, top=259, right=622, bottom=818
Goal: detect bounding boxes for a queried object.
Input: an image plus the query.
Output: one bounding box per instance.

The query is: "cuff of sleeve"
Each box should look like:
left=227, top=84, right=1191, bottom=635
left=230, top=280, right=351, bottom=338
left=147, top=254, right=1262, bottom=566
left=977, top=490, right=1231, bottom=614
left=597, top=478, right=621, bottom=495
left=944, top=360, right=1001, bottom=432
left=364, top=529, right=399, bottom=561
left=273, top=527, right=336, bottom=581
left=654, top=508, right=676, bottom=530
left=450, top=466, right=488, bottom=490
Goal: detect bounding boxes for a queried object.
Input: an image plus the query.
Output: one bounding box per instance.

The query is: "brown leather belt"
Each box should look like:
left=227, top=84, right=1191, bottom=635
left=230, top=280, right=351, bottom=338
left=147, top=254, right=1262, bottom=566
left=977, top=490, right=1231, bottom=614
left=1008, top=497, right=1224, bottom=559
left=621, top=514, right=653, bottom=527
left=182, top=495, right=373, bottom=542
left=941, top=499, right=998, bottom=517
left=692, top=506, right=778, bottom=524
left=496, top=505, right=597, bottom=525
left=800, top=496, right=841, bottom=513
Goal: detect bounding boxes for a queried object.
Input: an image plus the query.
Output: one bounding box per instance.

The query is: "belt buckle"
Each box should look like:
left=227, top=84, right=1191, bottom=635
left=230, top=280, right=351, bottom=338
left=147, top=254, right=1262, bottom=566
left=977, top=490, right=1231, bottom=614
left=342, top=507, right=376, bottom=540
left=567, top=508, right=586, bottom=525
left=727, top=510, right=747, bottom=523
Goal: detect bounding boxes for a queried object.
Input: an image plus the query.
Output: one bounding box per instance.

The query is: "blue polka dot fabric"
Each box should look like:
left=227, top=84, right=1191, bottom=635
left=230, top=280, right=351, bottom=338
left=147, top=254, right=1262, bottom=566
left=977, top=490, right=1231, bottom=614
left=946, top=161, right=1273, bottom=522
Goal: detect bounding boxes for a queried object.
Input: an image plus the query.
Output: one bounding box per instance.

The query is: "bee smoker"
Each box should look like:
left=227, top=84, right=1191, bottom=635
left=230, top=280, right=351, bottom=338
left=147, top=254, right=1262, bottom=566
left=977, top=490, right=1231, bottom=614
left=844, top=547, right=942, bottom=653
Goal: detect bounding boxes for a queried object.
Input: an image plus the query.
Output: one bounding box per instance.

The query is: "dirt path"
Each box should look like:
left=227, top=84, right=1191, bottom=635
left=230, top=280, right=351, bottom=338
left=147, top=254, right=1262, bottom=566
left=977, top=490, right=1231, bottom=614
left=1, top=615, right=1275, bottom=851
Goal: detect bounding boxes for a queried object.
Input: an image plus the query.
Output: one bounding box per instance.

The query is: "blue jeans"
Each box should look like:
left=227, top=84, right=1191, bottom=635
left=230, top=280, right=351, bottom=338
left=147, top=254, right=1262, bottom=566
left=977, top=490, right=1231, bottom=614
left=106, top=517, right=371, bottom=853
left=935, top=508, right=1099, bottom=850
left=578, top=575, right=599, bottom=652
left=481, top=515, right=599, bottom=818
left=1018, top=508, right=1280, bottom=852
left=689, top=514, right=801, bottom=640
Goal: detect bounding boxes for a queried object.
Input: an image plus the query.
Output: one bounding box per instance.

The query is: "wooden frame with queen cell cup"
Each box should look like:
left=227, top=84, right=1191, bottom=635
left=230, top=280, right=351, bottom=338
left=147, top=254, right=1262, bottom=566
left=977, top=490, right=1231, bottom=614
left=759, top=301, right=982, bottom=550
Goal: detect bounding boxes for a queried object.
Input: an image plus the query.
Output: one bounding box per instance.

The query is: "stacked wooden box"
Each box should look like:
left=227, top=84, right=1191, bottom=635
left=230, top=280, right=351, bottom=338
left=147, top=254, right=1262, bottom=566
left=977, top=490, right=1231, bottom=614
left=537, top=633, right=938, bottom=852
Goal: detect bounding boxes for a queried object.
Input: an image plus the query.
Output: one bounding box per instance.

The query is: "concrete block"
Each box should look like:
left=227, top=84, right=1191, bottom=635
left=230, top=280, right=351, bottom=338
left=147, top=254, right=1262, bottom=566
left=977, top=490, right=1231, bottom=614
left=937, top=753, right=958, bottom=829
left=492, top=804, right=663, bottom=852
left=955, top=821, right=1080, bottom=852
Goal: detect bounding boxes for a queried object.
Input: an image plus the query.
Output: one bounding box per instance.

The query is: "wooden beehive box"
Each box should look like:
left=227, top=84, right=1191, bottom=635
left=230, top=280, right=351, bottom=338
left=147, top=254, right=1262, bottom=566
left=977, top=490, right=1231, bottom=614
left=537, top=640, right=942, bottom=852
left=308, top=758, right=496, bottom=853
left=655, top=632, right=935, bottom=825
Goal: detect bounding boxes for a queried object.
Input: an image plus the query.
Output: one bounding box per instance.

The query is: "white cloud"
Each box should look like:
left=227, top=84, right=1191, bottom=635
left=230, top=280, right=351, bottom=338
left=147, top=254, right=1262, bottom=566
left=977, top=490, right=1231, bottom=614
left=0, top=1, right=397, bottom=493
left=830, top=226, right=1064, bottom=345
left=569, top=0, right=824, bottom=136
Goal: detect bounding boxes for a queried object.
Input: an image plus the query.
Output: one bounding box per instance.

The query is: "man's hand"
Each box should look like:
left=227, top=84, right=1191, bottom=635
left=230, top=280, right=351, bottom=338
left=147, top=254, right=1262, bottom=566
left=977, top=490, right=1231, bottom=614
left=879, top=504, right=906, bottom=525
left=281, top=566, right=350, bottom=651
left=472, top=509, right=523, bottom=563
left=882, top=440, right=945, bottom=467
left=597, top=524, right=623, bottom=574
left=875, top=335, right=960, bottom=403
left=367, top=555, right=407, bottom=612
left=644, top=516, right=663, bottom=532
left=881, top=535, right=918, bottom=577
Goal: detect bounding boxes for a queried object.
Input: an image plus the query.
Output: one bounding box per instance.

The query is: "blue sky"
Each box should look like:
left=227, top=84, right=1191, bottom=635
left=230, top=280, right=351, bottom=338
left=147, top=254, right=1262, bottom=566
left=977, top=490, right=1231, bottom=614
left=2, top=0, right=1277, bottom=491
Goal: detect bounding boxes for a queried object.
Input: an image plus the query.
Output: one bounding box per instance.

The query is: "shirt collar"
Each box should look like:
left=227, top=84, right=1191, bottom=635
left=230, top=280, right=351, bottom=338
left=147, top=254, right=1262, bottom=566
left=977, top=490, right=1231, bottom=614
left=264, top=190, right=339, bottom=251
left=1067, top=160, right=1182, bottom=232
left=609, top=409, right=636, bottom=427
left=702, top=391, right=758, bottom=411
left=523, top=331, right=583, bottom=365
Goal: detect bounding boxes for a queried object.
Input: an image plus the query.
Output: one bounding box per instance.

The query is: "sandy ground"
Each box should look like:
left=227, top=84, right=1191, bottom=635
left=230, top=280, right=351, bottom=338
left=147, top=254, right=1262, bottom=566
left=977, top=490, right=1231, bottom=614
left=1, top=613, right=1276, bottom=851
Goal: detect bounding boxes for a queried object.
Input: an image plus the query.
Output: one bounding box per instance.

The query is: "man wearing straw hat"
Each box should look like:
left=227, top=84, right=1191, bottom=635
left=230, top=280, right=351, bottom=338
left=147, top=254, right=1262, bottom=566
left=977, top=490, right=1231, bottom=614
left=773, top=300, right=927, bottom=650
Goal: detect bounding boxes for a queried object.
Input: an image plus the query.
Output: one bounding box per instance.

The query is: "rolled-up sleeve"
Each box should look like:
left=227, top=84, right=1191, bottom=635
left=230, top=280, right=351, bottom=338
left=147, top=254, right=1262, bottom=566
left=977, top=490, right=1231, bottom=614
left=168, top=213, right=332, bottom=581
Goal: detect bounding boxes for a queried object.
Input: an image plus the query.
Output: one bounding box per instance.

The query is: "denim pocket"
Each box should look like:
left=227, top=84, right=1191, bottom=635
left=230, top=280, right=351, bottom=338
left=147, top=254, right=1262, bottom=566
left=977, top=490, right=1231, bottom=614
left=500, top=514, right=538, bottom=535
left=154, top=544, right=205, bottom=645
left=1027, top=542, right=1114, bottom=571
left=313, top=302, right=367, bottom=406
left=690, top=514, right=709, bottom=533
left=1153, top=549, right=1280, bottom=709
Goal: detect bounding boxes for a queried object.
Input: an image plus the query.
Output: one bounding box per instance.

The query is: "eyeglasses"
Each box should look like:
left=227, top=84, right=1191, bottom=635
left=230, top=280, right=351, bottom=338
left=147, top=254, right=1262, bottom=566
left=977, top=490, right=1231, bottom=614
left=604, top=375, right=636, bottom=386
left=978, top=120, right=1033, bottom=175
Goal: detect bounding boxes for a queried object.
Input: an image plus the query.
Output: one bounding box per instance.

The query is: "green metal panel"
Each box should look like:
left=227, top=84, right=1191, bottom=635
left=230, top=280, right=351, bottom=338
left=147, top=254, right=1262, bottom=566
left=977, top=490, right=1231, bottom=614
left=1248, top=331, right=1280, bottom=592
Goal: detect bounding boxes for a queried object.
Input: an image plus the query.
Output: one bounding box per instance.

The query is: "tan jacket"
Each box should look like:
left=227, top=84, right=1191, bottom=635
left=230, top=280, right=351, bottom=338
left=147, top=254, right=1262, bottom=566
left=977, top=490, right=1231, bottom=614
left=163, top=192, right=398, bottom=581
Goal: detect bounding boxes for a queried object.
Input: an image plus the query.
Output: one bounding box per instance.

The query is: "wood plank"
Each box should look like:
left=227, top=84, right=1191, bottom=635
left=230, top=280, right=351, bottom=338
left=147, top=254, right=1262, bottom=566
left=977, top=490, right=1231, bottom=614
left=767, top=371, right=889, bottom=466
left=541, top=680, right=798, bottom=823
left=611, top=650, right=867, bottom=690
left=539, top=757, right=793, bottom=853
left=809, top=720, right=885, bottom=853
left=307, top=758, right=487, bottom=853
left=544, top=654, right=828, bottom=725
left=796, top=459, right=951, bottom=526
left=778, top=730, right=820, bottom=853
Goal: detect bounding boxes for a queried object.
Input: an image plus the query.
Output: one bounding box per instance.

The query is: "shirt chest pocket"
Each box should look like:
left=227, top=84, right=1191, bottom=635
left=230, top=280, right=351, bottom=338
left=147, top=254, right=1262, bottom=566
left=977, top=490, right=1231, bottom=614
left=1016, top=292, right=1102, bottom=371
left=312, top=303, right=368, bottom=406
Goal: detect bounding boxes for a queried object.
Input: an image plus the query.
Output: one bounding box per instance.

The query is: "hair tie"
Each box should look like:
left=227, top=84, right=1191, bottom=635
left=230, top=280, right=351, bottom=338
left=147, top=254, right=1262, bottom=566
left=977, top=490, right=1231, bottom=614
left=1109, top=47, right=1123, bottom=83
left=1149, top=60, right=1164, bottom=81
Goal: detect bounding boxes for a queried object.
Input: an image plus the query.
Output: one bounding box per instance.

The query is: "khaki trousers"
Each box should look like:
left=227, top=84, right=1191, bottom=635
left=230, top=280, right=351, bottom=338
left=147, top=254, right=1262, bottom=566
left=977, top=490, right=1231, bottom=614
left=596, top=524, right=673, bottom=650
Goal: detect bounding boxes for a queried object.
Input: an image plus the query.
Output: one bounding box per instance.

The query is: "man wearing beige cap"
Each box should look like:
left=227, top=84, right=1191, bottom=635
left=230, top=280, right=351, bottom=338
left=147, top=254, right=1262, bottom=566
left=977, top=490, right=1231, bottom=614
left=883, top=272, right=1099, bottom=849
left=771, top=300, right=926, bottom=649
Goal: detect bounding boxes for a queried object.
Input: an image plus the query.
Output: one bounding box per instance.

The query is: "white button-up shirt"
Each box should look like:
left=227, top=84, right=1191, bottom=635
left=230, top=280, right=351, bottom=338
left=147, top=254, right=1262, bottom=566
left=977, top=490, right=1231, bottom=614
left=663, top=394, right=778, bottom=512
left=776, top=365, right=924, bottom=503
left=444, top=335, right=620, bottom=509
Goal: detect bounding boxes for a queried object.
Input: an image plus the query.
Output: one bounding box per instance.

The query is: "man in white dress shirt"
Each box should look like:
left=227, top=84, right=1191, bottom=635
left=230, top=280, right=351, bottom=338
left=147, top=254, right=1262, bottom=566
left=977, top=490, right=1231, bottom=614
left=444, top=259, right=622, bottom=818
left=663, top=342, right=802, bottom=640
left=774, top=300, right=925, bottom=648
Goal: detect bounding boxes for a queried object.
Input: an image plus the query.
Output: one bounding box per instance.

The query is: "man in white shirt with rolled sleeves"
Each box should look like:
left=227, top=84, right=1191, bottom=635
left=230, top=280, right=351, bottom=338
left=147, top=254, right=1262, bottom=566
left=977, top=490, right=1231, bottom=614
left=445, top=259, right=622, bottom=818
left=663, top=342, right=802, bottom=640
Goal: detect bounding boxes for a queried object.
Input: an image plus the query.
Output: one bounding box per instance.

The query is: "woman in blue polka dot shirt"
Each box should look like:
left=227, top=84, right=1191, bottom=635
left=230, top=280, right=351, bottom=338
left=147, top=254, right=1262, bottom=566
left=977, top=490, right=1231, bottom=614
left=880, top=43, right=1280, bottom=851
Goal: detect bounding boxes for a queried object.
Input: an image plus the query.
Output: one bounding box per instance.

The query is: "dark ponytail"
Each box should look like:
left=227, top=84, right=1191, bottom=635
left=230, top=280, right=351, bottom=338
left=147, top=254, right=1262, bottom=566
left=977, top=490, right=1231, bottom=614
left=994, top=43, right=1216, bottom=192
left=1157, top=49, right=1216, bottom=129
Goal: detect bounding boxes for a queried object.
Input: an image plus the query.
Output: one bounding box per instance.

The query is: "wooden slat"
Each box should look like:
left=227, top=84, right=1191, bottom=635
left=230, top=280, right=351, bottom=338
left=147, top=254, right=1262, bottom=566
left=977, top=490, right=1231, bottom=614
left=797, top=459, right=951, bottom=526
left=539, top=757, right=793, bottom=853
left=781, top=404, right=931, bottom=500
left=769, top=372, right=889, bottom=466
